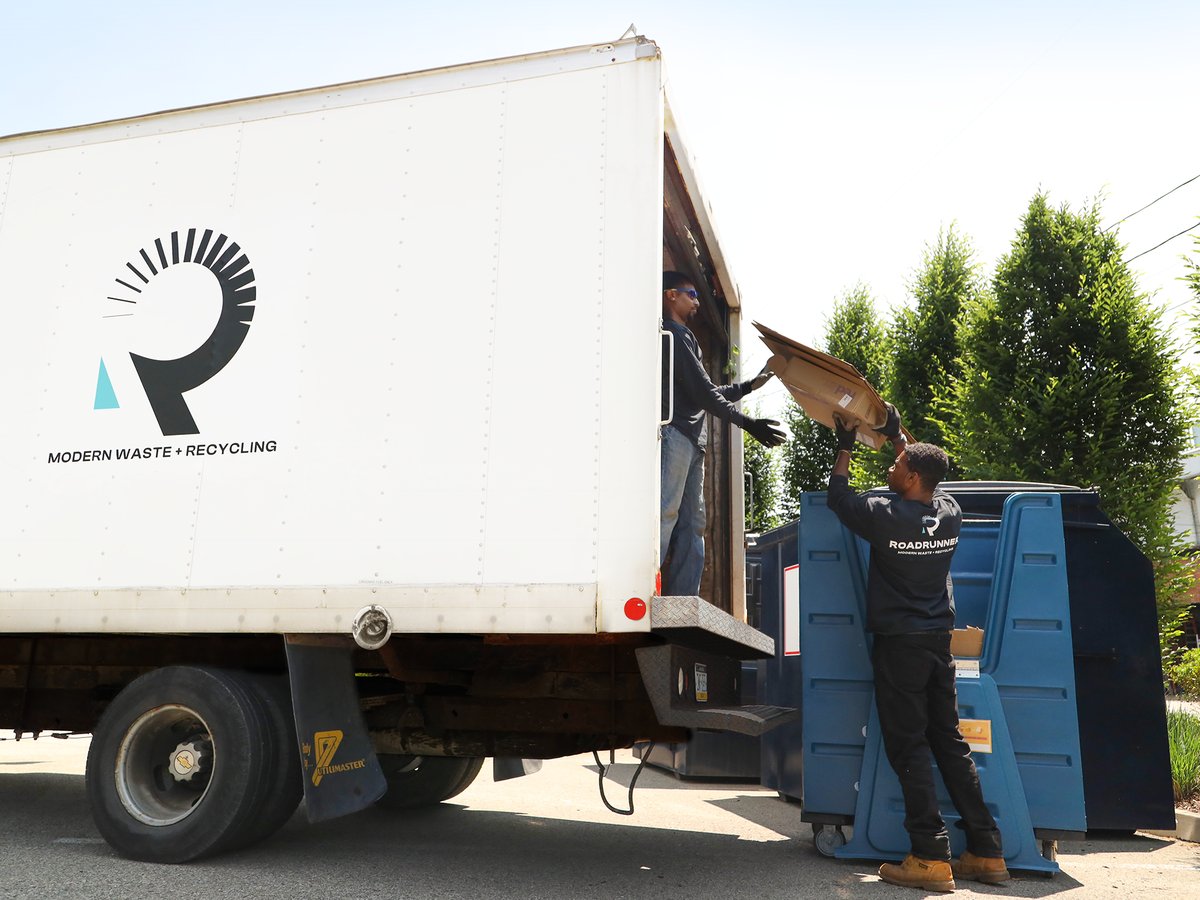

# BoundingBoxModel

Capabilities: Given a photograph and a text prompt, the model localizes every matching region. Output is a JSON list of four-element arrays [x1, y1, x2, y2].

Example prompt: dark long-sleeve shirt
[[662, 320, 752, 449], [827, 474, 961, 634]]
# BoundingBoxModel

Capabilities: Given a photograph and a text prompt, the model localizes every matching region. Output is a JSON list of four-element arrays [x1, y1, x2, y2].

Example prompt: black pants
[[872, 631, 1003, 861]]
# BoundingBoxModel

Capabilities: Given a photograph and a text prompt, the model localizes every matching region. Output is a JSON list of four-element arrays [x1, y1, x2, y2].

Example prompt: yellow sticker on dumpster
[[959, 719, 992, 754]]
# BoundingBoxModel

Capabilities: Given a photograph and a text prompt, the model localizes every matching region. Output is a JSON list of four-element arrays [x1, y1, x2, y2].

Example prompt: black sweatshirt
[[827, 474, 962, 634], [662, 320, 752, 449]]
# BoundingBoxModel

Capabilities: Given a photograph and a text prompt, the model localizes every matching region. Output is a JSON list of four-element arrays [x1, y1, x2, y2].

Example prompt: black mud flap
[[285, 638, 387, 823], [493, 757, 543, 782], [636, 644, 798, 736]]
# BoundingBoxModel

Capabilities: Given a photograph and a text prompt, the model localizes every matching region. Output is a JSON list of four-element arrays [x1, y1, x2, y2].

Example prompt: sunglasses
[[670, 288, 699, 299]]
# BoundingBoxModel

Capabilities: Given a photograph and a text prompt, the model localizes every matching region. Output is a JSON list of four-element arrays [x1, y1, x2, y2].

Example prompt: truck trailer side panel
[[0, 41, 663, 636]]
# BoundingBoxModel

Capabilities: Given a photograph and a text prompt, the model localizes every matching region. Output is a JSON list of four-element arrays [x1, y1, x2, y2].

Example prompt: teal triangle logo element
[[94, 358, 119, 410]]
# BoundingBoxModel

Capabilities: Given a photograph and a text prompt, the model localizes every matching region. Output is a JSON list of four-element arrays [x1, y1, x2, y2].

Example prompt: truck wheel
[[228, 673, 303, 848], [85, 666, 273, 862], [375, 754, 485, 808]]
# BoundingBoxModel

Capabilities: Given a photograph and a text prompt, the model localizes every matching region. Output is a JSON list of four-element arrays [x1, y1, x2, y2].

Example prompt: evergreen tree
[[946, 193, 1192, 603], [778, 285, 892, 507], [890, 225, 979, 456], [1168, 235, 1200, 642], [743, 404, 781, 532], [778, 401, 835, 519], [825, 283, 890, 390], [824, 284, 893, 488], [1187, 233, 1200, 304]]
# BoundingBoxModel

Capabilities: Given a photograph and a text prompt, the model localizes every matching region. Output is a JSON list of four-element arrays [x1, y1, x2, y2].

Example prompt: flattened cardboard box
[[950, 626, 984, 658], [754, 321, 913, 450]]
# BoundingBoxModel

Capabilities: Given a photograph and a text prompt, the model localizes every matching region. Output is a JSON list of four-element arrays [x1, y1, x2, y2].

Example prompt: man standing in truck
[[826, 408, 1009, 892], [660, 271, 785, 597]]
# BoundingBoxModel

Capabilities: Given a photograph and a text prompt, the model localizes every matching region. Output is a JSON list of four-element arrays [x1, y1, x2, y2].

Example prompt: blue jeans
[[660, 425, 705, 596]]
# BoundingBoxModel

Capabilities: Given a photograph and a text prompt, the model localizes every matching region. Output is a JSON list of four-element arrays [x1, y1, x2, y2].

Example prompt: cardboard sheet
[[753, 321, 912, 450]]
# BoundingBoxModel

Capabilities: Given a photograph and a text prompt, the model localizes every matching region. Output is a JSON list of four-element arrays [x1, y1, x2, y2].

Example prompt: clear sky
[[4, 1, 1197, 412]]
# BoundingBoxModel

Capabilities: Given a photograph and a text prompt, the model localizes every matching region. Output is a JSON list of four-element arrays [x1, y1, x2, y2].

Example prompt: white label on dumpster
[[784, 564, 800, 656], [956, 659, 980, 679]]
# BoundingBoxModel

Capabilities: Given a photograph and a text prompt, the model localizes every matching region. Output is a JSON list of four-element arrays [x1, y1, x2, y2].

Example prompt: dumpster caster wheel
[[813, 824, 847, 857]]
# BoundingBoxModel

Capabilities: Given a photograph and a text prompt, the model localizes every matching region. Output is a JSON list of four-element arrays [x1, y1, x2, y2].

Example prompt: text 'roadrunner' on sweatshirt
[[826, 474, 962, 634]]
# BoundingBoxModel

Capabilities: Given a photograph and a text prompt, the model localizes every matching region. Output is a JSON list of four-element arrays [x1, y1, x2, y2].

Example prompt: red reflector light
[[625, 597, 647, 621], [655, 572, 662, 596]]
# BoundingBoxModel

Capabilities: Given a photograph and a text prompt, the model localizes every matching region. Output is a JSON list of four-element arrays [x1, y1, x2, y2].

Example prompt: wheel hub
[[114, 704, 216, 827], [168, 738, 211, 782]]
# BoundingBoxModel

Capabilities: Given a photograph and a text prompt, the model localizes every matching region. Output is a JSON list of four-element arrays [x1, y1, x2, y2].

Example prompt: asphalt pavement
[[2, 732, 1198, 899]]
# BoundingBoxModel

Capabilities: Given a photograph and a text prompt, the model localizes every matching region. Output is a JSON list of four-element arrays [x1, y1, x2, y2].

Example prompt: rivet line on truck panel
[[475, 93, 507, 583]]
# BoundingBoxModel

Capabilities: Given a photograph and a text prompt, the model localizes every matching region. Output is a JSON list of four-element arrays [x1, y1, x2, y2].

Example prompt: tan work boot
[[952, 850, 1011, 884], [878, 855, 956, 892]]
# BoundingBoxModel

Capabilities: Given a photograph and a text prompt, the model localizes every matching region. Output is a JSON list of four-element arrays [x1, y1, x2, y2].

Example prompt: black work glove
[[745, 417, 786, 448], [748, 362, 774, 392], [833, 414, 858, 452], [872, 401, 902, 439]]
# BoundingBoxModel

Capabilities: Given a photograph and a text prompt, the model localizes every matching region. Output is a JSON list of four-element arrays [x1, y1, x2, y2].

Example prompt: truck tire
[[375, 754, 485, 809], [85, 666, 274, 863], [228, 673, 303, 848]]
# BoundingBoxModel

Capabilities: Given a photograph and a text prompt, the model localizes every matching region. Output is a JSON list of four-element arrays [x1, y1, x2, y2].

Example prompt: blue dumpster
[[752, 520, 803, 799], [954, 485, 1174, 832], [755, 482, 1173, 871]]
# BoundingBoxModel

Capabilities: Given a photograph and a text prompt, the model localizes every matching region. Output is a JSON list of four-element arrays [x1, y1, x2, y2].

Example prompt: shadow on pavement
[[583, 760, 766, 792], [706, 796, 1091, 897], [3, 770, 1192, 899], [1069, 831, 1177, 855]]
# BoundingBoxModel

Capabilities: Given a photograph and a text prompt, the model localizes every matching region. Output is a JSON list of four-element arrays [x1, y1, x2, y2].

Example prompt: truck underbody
[[1, 630, 760, 755]]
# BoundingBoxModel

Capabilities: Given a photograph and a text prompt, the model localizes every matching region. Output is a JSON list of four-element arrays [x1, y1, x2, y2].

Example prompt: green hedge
[[1168, 710, 1200, 803], [1165, 647, 1200, 699]]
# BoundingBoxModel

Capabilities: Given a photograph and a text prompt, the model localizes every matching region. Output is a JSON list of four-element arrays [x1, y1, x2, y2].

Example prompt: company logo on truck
[[97, 228, 256, 436], [303, 729, 367, 787]]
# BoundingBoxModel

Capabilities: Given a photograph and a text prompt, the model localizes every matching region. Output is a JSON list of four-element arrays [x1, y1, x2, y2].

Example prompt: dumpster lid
[[860, 480, 1088, 496], [940, 481, 1087, 493]]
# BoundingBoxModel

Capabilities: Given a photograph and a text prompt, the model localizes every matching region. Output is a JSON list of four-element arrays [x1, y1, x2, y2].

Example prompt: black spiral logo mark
[[107, 229, 256, 435]]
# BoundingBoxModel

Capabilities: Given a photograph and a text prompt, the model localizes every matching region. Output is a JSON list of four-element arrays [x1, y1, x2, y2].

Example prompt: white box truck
[[0, 35, 792, 862]]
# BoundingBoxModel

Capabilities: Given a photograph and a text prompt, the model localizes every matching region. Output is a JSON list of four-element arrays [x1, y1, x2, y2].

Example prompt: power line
[[1105, 172, 1200, 233], [1163, 296, 1192, 315], [1162, 274, 1200, 316], [1126, 219, 1200, 264]]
